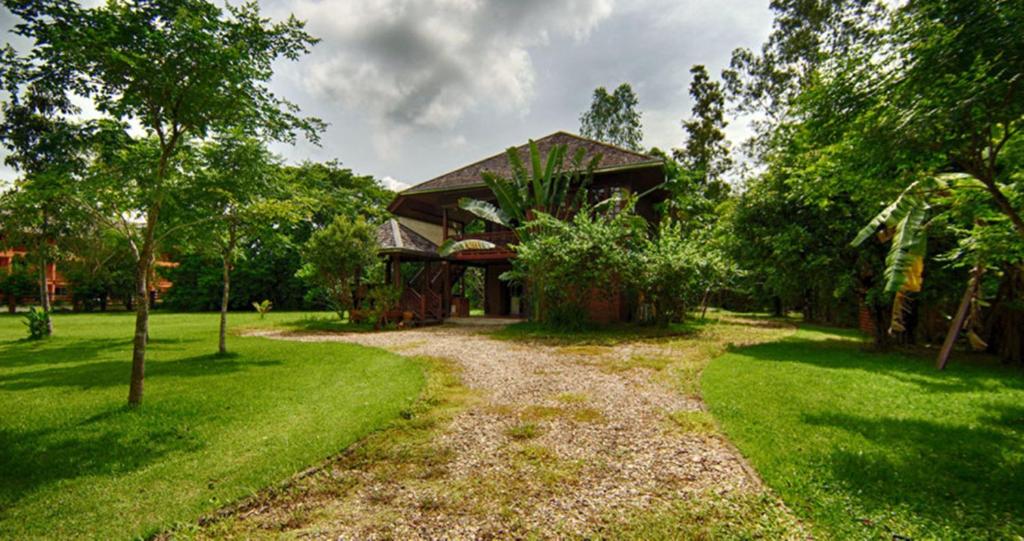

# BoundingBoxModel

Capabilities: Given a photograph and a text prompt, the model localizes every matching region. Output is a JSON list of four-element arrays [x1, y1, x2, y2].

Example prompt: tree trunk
[[218, 230, 236, 355], [936, 265, 984, 370], [771, 296, 783, 317], [128, 255, 150, 406], [37, 247, 53, 334], [699, 287, 711, 320], [128, 208, 160, 407]]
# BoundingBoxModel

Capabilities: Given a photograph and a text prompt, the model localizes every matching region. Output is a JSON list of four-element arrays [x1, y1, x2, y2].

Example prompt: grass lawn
[[490, 320, 699, 346], [703, 325, 1024, 539], [0, 311, 424, 540]]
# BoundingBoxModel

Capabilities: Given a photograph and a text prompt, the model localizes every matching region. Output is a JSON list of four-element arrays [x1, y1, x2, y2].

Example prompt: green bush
[[510, 208, 645, 329], [23, 306, 51, 340], [298, 216, 378, 319], [361, 284, 401, 329]]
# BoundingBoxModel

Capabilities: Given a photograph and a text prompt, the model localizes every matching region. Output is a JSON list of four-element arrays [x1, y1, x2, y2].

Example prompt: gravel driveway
[[229, 321, 802, 539]]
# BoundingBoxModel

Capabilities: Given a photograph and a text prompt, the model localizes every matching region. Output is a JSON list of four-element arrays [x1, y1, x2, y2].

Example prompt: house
[[376, 131, 667, 324]]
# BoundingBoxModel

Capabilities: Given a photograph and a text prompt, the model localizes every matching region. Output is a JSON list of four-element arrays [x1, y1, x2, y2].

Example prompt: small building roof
[[376, 219, 439, 259], [401, 131, 662, 195]]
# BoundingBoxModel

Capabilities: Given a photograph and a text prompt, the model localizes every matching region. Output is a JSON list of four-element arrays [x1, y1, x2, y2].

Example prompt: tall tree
[[3, 0, 322, 406], [675, 65, 733, 202], [579, 83, 644, 151]]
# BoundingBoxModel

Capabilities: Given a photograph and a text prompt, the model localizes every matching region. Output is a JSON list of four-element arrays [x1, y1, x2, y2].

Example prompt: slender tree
[[675, 65, 733, 202], [3, 0, 322, 406], [189, 134, 298, 355], [579, 83, 644, 151]]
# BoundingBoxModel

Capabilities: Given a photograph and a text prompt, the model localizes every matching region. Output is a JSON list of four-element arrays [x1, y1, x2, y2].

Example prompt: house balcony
[[447, 230, 516, 261]]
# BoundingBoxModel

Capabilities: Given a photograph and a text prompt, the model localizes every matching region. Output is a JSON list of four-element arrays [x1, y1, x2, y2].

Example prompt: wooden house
[[376, 131, 667, 324]]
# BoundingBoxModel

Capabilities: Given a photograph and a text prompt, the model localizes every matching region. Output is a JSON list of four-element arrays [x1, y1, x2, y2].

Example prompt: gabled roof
[[401, 131, 662, 195], [376, 219, 439, 258]]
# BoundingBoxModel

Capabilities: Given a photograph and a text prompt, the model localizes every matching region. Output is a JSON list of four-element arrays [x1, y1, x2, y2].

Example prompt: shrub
[[23, 307, 51, 340], [510, 208, 645, 329], [298, 216, 378, 319], [360, 284, 401, 329], [252, 299, 272, 319]]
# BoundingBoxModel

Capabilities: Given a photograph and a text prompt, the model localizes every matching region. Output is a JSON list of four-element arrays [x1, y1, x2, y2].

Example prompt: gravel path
[[230, 322, 797, 539]]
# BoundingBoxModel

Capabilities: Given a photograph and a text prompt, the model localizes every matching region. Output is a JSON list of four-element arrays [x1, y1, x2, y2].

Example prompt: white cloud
[[288, 0, 614, 157], [381, 175, 411, 192]]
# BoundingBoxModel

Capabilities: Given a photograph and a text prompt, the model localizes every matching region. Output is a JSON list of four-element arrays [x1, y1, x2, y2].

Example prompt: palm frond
[[458, 198, 512, 227], [438, 238, 497, 257], [882, 197, 928, 294], [481, 173, 524, 225]]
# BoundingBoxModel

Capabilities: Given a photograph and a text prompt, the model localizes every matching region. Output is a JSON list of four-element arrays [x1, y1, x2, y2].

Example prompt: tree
[[722, 0, 1024, 361], [3, 0, 322, 405], [675, 65, 732, 203], [0, 45, 92, 332], [281, 161, 393, 230], [0, 184, 84, 332], [298, 217, 378, 320], [59, 225, 136, 311], [579, 83, 644, 151], [634, 220, 702, 326], [189, 134, 293, 355]]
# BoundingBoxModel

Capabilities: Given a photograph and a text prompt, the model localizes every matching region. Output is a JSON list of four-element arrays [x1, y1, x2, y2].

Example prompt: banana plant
[[438, 140, 601, 256], [851, 172, 988, 342]]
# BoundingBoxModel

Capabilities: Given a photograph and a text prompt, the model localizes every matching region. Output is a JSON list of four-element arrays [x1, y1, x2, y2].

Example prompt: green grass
[[490, 319, 700, 346], [703, 325, 1024, 539], [0, 311, 424, 540]]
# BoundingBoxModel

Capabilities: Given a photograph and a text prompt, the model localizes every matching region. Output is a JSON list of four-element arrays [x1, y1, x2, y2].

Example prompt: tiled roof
[[376, 219, 438, 257], [402, 131, 662, 194]]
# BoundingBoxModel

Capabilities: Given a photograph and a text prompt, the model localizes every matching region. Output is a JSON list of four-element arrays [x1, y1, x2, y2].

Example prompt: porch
[[376, 219, 526, 326]]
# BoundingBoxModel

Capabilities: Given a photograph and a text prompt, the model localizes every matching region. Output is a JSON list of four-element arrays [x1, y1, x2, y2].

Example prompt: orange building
[[0, 247, 174, 310], [0, 246, 71, 305]]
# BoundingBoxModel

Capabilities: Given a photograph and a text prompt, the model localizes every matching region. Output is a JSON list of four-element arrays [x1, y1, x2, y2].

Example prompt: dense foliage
[[298, 216, 378, 320], [511, 209, 645, 328], [719, 0, 1024, 359]]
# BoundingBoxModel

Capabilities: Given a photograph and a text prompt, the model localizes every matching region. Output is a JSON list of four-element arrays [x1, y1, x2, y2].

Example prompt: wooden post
[[442, 208, 449, 241], [442, 262, 451, 318], [936, 264, 983, 370], [393, 255, 402, 288]]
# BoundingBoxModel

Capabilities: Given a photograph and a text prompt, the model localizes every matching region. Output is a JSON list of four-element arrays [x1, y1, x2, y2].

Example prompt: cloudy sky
[[0, 0, 773, 190]]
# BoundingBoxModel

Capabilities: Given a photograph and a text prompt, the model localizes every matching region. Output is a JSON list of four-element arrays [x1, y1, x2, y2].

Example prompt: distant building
[[0, 246, 174, 310]]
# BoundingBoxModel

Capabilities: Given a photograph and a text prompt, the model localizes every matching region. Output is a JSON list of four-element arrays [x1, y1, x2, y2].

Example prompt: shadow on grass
[[719, 332, 1024, 536], [0, 338, 130, 368], [732, 335, 1024, 394], [801, 407, 1024, 534], [0, 406, 206, 509], [0, 347, 282, 391], [0, 334, 204, 368]]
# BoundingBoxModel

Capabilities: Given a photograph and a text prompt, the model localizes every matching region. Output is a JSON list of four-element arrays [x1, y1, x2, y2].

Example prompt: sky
[[0, 0, 774, 191]]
